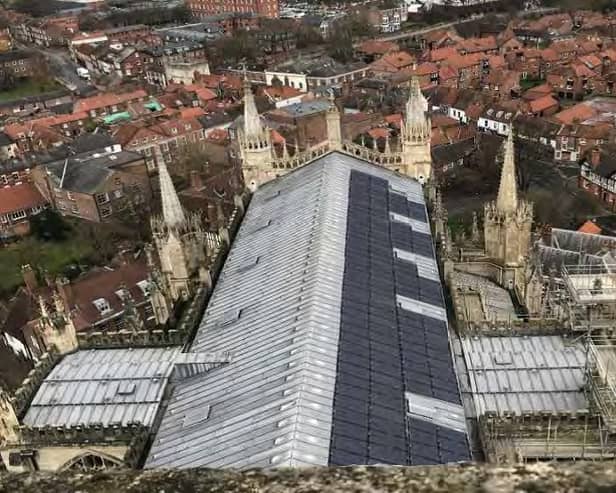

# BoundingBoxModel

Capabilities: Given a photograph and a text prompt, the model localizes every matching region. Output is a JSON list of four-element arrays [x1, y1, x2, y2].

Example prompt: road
[[18, 43, 93, 94], [356, 7, 559, 46]]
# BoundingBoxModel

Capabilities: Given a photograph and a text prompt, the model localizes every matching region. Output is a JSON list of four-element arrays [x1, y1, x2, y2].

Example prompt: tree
[[327, 25, 354, 63], [12, 0, 62, 17], [30, 210, 70, 242], [295, 25, 323, 50], [215, 31, 257, 65]]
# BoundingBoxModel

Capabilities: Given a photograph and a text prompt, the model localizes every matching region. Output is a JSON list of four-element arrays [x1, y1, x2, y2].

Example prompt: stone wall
[[3, 463, 616, 492]]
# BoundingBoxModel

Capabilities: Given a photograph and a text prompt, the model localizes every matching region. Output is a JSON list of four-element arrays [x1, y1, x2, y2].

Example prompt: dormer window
[[115, 288, 130, 301], [137, 280, 151, 297], [93, 298, 113, 316]]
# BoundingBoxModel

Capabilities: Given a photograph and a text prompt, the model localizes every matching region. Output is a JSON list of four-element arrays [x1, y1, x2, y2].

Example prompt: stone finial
[[471, 212, 480, 243]]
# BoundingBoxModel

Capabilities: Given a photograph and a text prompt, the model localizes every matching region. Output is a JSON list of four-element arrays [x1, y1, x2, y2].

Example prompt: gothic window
[[60, 452, 123, 472]]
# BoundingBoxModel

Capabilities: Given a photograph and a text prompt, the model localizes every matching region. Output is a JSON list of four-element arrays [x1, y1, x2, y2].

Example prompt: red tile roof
[[74, 89, 148, 113], [384, 113, 402, 127], [554, 103, 595, 124], [270, 129, 285, 144], [68, 260, 149, 331], [444, 53, 483, 70], [0, 183, 46, 216], [529, 94, 559, 114], [179, 107, 206, 119], [367, 127, 390, 140], [427, 46, 459, 63], [522, 82, 554, 100], [263, 85, 302, 100], [578, 220, 602, 235]]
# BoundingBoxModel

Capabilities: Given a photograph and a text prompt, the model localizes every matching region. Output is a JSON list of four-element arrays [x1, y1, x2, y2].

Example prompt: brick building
[[73, 90, 148, 117], [33, 146, 152, 223], [187, 0, 279, 20], [112, 117, 206, 171], [580, 146, 616, 210], [0, 50, 39, 79], [0, 183, 47, 238]]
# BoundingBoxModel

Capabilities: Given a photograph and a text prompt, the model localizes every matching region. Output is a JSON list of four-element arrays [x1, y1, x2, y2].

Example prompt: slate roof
[[45, 149, 143, 194], [146, 151, 469, 469], [23, 347, 180, 428]]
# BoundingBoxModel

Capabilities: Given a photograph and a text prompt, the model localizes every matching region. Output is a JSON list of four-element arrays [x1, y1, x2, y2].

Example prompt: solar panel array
[[330, 169, 469, 466]]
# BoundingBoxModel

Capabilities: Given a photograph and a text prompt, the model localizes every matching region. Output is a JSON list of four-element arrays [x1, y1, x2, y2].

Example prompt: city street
[[18, 43, 92, 93]]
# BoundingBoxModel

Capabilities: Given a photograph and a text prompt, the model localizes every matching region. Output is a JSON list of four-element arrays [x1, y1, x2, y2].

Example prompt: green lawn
[[0, 78, 63, 103], [0, 237, 94, 295]]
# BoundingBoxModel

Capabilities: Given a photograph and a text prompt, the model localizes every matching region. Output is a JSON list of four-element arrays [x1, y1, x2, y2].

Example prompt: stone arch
[[60, 451, 124, 472]]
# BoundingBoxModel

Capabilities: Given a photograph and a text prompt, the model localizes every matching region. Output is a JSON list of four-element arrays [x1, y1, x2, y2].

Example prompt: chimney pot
[[190, 170, 204, 190], [21, 264, 38, 293], [55, 277, 73, 310], [590, 148, 601, 168]]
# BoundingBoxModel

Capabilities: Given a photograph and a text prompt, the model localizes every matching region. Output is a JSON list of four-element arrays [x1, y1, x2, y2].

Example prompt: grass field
[[0, 237, 94, 296], [0, 78, 63, 103]]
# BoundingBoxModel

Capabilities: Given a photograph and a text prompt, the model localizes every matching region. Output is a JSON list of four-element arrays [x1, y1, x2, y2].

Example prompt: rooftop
[[23, 347, 179, 428], [45, 148, 143, 194], [0, 183, 46, 216], [147, 152, 469, 469], [455, 335, 587, 417]]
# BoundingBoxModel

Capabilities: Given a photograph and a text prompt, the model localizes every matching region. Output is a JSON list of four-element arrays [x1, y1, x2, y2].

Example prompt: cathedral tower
[[400, 77, 432, 183], [151, 160, 209, 302], [483, 131, 533, 270], [238, 77, 273, 190]]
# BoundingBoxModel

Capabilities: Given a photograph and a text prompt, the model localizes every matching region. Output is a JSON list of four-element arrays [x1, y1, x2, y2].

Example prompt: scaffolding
[[476, 337, 616, 463], [542, 263, 616, 333], [586, 338, 616, 433], [479, 411, 616, 463]]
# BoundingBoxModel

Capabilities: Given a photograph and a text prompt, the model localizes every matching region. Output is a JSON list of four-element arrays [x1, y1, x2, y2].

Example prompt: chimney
[[55, 277, 73, 310], [590, 147, 601, 168], [190, 170, 204, 190], [21, 264, 38, 293]]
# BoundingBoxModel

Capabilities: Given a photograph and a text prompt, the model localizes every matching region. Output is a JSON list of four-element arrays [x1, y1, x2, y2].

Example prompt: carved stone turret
[[400, 76, 432, 183], [483, 130, 533, 269], [238, 77, 273, 189], [0, 391, 19, 445], [151, 160, 211, 302], [36, 287, 77, 355]]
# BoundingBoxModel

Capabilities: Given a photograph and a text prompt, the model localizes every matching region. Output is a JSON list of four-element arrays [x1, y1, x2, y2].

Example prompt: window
[[96, 192, 109, 204], [100, 205, 112, 218], [115, 288, 130, 301], [137, 280, 151, 297], [9, 210, 26, 221], [93, 298, 113, 315]]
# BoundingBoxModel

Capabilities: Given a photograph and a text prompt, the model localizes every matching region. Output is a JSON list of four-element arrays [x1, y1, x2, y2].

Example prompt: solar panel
[[330, 169, 469, 467]]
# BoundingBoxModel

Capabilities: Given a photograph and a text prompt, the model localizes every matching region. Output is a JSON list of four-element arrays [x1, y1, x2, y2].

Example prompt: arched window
[[60, 452, 123, 472]]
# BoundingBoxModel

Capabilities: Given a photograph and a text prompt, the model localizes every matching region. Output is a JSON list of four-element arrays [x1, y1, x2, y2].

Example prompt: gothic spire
[[405, 76, 429, 127], [242, 77, 263, 139], [159, 159, 186, 229], [496, 130, 518, 214]]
